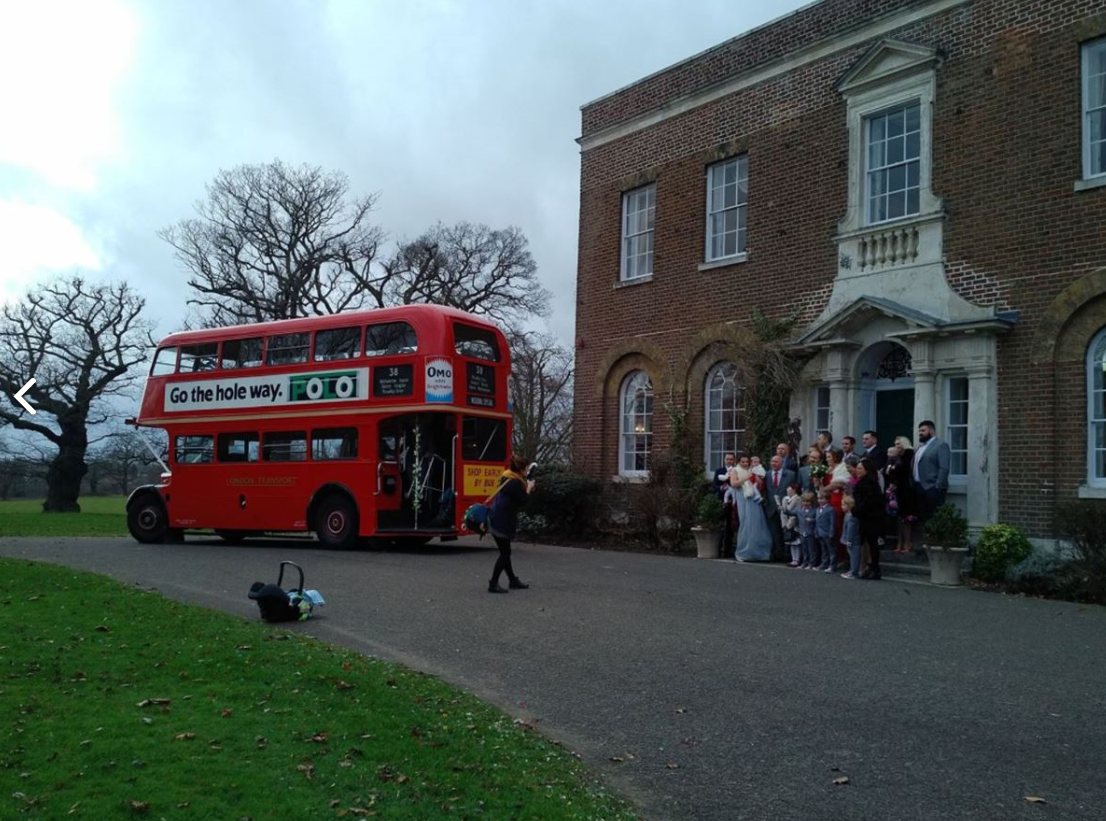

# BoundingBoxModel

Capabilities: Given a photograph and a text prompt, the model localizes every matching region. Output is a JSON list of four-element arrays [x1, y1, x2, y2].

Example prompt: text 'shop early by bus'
[[126, 305, 512, 549]]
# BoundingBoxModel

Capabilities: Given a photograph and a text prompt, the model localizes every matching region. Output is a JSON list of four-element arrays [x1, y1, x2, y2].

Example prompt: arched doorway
[[856, 342, 914, 449]]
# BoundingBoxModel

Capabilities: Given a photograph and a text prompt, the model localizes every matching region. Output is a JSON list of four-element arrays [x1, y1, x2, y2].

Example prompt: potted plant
[[692, 492, 725, 559], [922, 502, 970, 585]]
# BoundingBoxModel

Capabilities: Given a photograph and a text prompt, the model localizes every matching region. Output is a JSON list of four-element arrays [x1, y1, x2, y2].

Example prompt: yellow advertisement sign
[[463, 464, 503, 497]]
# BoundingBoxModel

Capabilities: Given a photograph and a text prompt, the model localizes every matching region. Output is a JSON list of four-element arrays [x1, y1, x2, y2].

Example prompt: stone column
[[911, 340, 936, 428], [829, 380, 850, 444], [967, 365, 999, 529]]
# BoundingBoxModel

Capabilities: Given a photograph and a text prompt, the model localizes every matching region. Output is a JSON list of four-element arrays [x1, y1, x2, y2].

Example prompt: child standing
[[798, 491, 817, 569], [815, 489, 837, 573], [840, 495, 861, 579], [781, 484, 803, 567]]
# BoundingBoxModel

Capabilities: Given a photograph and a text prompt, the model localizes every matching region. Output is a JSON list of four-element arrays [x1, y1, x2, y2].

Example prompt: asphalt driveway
[[2, 536, 1104, 821]]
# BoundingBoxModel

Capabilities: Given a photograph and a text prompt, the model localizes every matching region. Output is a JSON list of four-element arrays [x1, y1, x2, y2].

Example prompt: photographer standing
[[487, 455, 534, 594]]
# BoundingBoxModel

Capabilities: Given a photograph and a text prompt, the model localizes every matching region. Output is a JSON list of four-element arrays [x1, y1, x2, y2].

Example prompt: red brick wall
[[574, 0, 1106, 537]]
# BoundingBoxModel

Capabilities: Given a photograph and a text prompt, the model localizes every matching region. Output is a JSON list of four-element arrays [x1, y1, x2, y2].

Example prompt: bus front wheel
[[128, 495, 168, 544], [315, 494, 359, 550]]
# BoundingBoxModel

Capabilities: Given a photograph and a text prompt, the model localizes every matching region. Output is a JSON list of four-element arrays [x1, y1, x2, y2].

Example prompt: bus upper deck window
[[174, 435, 214, 464], [266, 333, 310, 366], [221, 337, 263, 369], [454, 324, 500, 362], [180, 342, 219, 373], [315, 327, 360, 361], [150, 347, 178, 376], [365, 322, 417, 357]]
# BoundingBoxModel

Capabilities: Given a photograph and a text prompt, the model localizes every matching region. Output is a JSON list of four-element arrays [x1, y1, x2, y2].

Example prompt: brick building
[[572, 0, 1106, 539]]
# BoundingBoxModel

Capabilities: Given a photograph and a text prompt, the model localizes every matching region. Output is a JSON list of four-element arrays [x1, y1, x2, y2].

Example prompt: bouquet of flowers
[[810, 462, 829, 482]]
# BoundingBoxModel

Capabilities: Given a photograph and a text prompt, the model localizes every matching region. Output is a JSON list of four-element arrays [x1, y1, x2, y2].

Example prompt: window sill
[[613, 275, 653, 290], [612, 474, 649, 483], [1077, 484, 1106, 499], [698, 254, 748, 272], [1074, 176, 1106, 192]]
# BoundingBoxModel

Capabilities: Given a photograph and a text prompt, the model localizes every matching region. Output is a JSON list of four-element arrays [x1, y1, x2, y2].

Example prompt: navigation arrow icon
[[14, 378, 36, 415]]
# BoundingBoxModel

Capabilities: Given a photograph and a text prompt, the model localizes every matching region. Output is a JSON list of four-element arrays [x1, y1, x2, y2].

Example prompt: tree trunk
[[43, 423, 88, 513]]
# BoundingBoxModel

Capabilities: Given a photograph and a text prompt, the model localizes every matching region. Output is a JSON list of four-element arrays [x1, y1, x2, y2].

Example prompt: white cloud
[[0, 200, 103, 301], [0, 0, 137, 190]]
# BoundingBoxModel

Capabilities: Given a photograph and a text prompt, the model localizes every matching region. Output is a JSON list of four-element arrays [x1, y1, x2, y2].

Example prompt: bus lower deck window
[[175, 435, 214, 464], [262, 431, 307, 461], [218, 432, 259, 462], [462, 417, 506, 461], [221, 337, 263, 369], [312, 428, 358, 460]]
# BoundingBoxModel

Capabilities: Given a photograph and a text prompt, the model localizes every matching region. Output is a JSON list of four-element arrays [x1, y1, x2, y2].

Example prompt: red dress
[[823, 471, 847, 562]]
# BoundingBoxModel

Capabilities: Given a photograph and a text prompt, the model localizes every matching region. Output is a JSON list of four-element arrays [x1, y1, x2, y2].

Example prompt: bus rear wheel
[[315, 494, 359, 550], [128, 495, 168, 544]]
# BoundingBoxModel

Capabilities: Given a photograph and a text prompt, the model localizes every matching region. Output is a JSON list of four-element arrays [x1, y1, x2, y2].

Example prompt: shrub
[[695, 491, 725, 529], [972, 523, 1032, 583], [516, 512, 550, 536], [1006, 546, 1064, 598], [922, 502, 968, 549], [526, 466, 602, 538], [1056, 501, 1106, 604]]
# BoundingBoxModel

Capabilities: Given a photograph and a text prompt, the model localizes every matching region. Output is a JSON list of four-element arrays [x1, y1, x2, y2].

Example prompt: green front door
[[876, 389, 915, 451]]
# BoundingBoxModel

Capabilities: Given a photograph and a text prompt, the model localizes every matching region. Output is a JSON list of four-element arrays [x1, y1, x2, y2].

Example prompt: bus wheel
[[128, 495, 168, 544], [215, 529, 248, 544], [315, 494, 359, 550]]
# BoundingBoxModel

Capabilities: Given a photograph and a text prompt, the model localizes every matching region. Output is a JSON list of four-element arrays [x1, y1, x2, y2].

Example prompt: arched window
[[620, 371, 653, 476], [1089, 328, 1106, 486], [704, 363, 745, 470]]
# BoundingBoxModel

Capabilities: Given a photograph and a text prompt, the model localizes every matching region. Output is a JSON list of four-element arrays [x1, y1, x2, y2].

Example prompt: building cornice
[[577, 0, 972, 153]]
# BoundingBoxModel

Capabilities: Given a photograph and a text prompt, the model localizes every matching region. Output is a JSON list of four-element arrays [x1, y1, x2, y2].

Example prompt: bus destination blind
[[373, 364, 414, 397]]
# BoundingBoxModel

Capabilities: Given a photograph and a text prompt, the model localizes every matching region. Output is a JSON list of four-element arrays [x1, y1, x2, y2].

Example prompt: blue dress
[[735, 486, 772, 562]]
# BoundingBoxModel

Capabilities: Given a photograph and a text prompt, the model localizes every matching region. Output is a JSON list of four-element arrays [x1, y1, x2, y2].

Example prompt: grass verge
[[0, 496, 129, 538], [1, 558, 637, 820]]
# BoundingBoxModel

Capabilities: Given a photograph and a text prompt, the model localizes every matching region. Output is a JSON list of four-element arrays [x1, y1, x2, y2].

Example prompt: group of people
[[711, 421, 952, 580]]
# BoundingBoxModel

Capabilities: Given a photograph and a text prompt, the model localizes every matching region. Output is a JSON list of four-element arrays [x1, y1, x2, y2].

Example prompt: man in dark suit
[[711, 452, 737, 558], [861, 430, 886, 473], [913, 420, 950, 523], [774, 442, 798, 474], [765, 455, 796, 562]]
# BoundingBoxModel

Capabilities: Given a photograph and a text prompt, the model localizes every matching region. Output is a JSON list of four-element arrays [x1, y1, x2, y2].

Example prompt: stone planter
[[924, 545, 970, 586], [692, 526, 721, 559]]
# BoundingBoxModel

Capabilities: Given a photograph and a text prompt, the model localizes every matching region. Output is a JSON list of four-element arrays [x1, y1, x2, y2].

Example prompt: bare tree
[[509, 331, 573, 464], [385, 223, 550, 328], [89, 429, 159, 495], [0, 276, 154, 512], [159, 160, 385, 326]]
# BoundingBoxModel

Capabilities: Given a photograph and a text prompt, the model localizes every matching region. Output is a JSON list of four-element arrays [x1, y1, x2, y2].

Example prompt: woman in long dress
[[731, 465, 772, 562]]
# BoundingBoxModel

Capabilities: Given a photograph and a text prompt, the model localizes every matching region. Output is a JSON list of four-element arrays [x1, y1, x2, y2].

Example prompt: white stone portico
[[785, 36, 1017, 533]]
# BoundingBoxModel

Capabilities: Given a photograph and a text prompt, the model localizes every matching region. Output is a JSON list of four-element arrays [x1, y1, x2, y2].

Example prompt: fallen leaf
[[68, 802, 80, 814], [675, 708, 687, 714], [141, 718, 153, 725], [176, 802, 189, 809], [329, 800, 341, 809], [94, 625, 110, 633], [297, 761, 314, 781], [308, 732, 328, 743], [336, 680, 355, 691], [666, 763, 680, 770], [1025, 796, 1047, 804], [128, 800, 150, 813], [173, 732, 196, 741], [341, 661, 353, 671], [235, 644, 252, 650], [609, 756, 625, 763], [833, 776, 850, 786], [136, 698, 170, 708], [221, 709, 233, 718], [255, 736, 268, 748]]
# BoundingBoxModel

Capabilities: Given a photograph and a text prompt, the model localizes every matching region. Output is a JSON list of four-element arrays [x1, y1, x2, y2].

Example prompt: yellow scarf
[[485, 469, 528, 504]]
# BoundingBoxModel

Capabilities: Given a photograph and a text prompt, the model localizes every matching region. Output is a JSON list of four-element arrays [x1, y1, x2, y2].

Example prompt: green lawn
[[1, 559, 637, 820], [0, 496, 129, 537]]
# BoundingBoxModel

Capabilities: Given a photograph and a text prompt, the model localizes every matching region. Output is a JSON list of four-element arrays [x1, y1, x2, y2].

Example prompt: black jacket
[[853, 474, 885, 528], [489, 477, 528, 539]]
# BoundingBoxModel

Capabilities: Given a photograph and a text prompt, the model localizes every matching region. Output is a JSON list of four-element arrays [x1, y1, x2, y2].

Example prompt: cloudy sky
[[0, 0, 808, 346]]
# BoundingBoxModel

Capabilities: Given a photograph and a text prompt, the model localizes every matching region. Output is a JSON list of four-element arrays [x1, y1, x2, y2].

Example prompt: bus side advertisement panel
[[163, 368, 370, 412]]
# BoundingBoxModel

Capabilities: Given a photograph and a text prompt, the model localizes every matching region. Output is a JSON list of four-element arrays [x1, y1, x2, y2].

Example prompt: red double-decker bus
[[126, 305, 511, 549]]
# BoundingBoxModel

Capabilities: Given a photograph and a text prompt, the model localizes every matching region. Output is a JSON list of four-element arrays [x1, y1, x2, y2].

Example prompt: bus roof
[[156, 304, 501, 347]]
